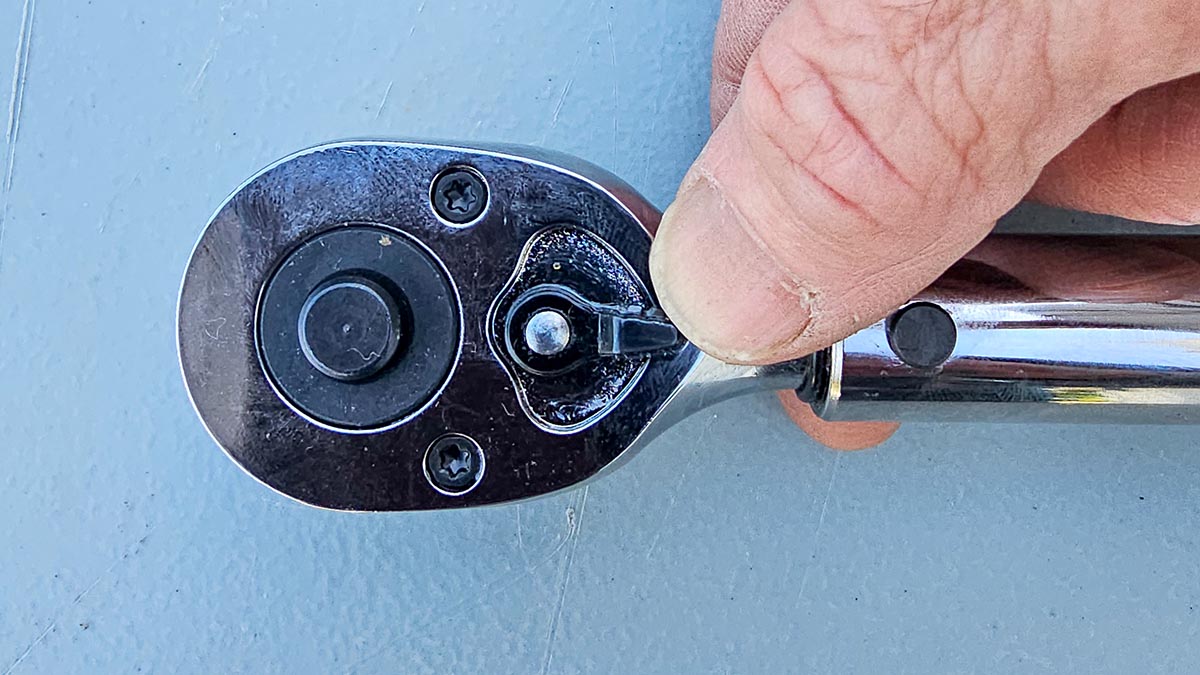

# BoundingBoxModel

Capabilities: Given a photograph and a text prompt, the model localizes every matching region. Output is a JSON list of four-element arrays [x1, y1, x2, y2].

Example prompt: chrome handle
[[792, 236, 1200, 424]]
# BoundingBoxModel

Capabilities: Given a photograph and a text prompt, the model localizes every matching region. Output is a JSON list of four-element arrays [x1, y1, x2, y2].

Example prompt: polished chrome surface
[[801, 267, 1200, 423], [621, 353, 810, 460], [524, 309, 571, 356]]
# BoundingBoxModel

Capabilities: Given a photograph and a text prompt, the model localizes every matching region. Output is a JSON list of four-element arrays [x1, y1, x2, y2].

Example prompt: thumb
[[650, 0, 1200, 364]]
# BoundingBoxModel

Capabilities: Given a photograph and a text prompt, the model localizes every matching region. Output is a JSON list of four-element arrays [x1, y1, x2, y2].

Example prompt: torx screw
[[431, 168, 488, 224], [424, 434, 485, 496]]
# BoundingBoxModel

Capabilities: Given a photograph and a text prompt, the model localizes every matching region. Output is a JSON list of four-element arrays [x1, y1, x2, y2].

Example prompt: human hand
[[649, 0, 1200, 449]]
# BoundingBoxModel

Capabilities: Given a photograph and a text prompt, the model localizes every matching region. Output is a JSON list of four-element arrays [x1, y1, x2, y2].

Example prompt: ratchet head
[[178, 141, 701, 511]]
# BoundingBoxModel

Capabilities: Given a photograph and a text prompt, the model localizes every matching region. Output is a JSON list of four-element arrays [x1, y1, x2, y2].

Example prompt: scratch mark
[[539, 17, 600, 146], [606, 20, 617, 69], [346, 500, 578, 673], [407, 1, 426, 37], [3, 529, 150, 675], [5, 0, 33, 185], [646, 411, 717, 558], [796, 454, 841, 605], [550, 79, 573, 129], [1, 0, 35, 270], [516, 504, 528, 562], [540, 487, 589, 675], [98, 172, 141, 233], [347, 347, 380, 362], [204, 317, 227, 340], [640, 90, 661, 189], [2, 623, 52, 675], [188, 5, 233, 95], [607, 19, 618, 159], [188, 50, 214, 94], [645, 464, 688, 560], [374, 81, 393, 120]]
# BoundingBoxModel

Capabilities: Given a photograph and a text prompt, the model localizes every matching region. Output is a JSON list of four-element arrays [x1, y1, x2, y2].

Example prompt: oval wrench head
[[178, 141, 705, 511]]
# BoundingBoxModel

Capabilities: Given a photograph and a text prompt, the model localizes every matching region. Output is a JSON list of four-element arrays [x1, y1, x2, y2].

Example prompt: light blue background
[[2, 1, 1198, 673]]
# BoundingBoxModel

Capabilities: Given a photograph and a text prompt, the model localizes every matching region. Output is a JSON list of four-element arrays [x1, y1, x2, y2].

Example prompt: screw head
[[431, 168, 488, 224], [424, 434, 485, 496]]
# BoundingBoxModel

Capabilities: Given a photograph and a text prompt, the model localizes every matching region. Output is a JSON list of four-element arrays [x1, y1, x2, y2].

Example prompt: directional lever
[[505, 285, 681, 376], [597, 312, 679, 356]]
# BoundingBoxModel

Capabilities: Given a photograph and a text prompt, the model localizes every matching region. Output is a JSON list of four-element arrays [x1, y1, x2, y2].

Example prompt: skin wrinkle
[[745, 38, 929, 224], [892, 0, 984, 83], [711, 0, 792, 125], [740, 86, 890, 239], [1149, 110, 1173, 165], [680, 149, 842, 358], [952, 51, 989, 187], [1122, 107, 1159, 217], [1115, 98, 1171, 217], [1022, 3, 1065, 171], [725, 100, 826, 249], [954, 6, 1049, 180], [734, 38, 986, 265], [1034, 76, 1200, 223], [890, 16, 989, 193], [711, 80, 742, 126], [853, 2, 999, 196], [848, 230, 985, 318], [923, 28, 988, 191], [919, 0, 972, 38], [867, 0, 947, 58], [1030, 24, 1058, 155], [1130, 101, 1155, 168], [795, 52, 920, 192]]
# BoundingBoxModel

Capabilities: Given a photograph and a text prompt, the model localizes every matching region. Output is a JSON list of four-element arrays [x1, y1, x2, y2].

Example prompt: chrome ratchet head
[[178, 141, 702, 511]]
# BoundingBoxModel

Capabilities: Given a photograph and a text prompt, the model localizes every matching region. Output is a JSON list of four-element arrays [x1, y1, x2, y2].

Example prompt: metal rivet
[[524, 309, 572, 356]]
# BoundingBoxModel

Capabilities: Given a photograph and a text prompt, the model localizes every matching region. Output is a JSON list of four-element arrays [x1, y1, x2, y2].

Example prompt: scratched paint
[[0, 0, 33, 280], [3, 1, 1200, 673]]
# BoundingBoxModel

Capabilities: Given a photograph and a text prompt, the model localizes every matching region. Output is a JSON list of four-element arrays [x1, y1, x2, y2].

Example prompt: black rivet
[[886, 302, 957, 369]]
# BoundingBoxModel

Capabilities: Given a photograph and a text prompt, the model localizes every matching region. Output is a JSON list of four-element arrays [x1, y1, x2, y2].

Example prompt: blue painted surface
[[1, 1, 1198, 672]]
